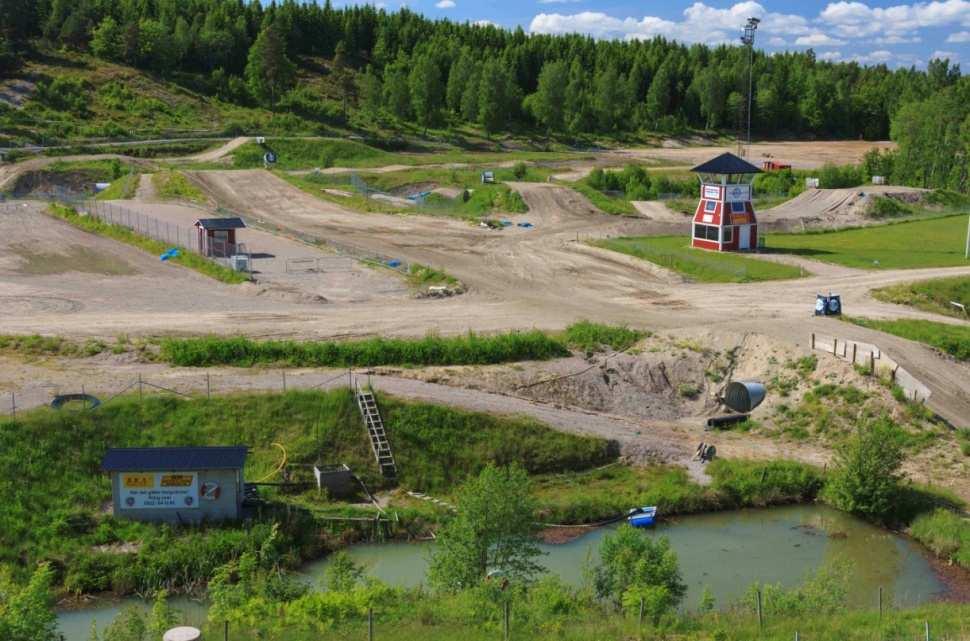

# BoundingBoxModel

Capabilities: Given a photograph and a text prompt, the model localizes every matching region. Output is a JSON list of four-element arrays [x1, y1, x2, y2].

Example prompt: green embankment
[[46, 204, 248, 285], [151, 171, 206, 204], [94, 172, 140, 200], [872, 276, 970, 318], [766, 214, 970, 269], [845, 317, 970, 361], [0, 389, 614, 595], [593, 236, 806, 283]]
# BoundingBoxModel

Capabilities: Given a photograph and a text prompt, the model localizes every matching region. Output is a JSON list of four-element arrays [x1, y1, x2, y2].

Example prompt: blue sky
[[338, 0, 969, 68]]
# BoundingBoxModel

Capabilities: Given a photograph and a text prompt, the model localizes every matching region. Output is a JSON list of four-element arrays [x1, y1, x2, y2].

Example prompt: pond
[[56, 504, 950, 641]]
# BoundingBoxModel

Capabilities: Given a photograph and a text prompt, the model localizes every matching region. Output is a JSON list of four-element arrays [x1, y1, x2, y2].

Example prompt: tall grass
[[562, 321, 648, 352], [872, 276, 970, 318], [846, 317, 970, 361], [152, 171, 206, 204], [909, 508, 970, 569], [159, 331, 570, 367], [46, 204, 249, 285]]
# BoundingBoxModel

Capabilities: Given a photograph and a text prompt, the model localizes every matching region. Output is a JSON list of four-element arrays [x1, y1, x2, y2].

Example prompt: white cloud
[[538, 0, 582, 4], [768, 36, 787, 45], [820, 0, 970, 39], [473, 19, 498, 26], [435, 0, 455, 7], [818, 50, 844, 60], [529, 2, 814, 45], [873, 34, 922, 43], [931, 49, 960, 60], [795, 32, 847, 45], [947, 29, 970, 41]]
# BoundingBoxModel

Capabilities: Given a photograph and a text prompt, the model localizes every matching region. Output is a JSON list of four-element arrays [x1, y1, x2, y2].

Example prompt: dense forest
[[0, 0, 968, 190]]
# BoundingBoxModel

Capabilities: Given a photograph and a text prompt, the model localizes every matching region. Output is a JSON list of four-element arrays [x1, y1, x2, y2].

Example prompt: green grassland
[[845, 317, 970, 361], [766, 214, 970, 269], [872, 276, 970, 318], [568, 180, 637, 215], [594, 236, 806, 282], [47, 204, 248, 284], [95, 172, 140, 200], [151, 171, 206, 203]]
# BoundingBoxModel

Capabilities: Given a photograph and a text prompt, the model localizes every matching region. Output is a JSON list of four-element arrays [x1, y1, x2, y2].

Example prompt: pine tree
[[460, 63, 481, 123], [478, 58, 510, 137], [91, 16, 123, 62], [526, 59, 568, 133], [446, 48, 474, 115], [245, 21, 296, 106], [382, 53, 412, 120], [645, 59, 674, 125], [358, 65, 383, 116]]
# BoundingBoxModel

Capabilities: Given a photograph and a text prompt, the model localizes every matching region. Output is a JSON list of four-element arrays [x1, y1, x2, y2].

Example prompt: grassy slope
[[95, 172, 140, 200], [568, 181, 637, 215], [594, 236, 806, 282], [767, 215, 970, 269], [47, 203, 248, 284], [0, 389, 614, 593], [845, 317, 970, 361], [152, 171, 206, 203], [872, 276, 970, 318]]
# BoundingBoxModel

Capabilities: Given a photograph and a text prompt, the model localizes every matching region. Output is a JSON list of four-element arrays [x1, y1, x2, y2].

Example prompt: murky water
[[56, 504, 948, 640]]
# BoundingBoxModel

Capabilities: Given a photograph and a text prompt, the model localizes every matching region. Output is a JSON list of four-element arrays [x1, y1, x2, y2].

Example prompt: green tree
[[0, 564, 59, 641], [824, 419, 904, 522], [383, 53, 412, 120], [460, 63, 481, 122], [478, 58, 511, 137], [526, 59, 568, 133], [358, 65, 383, 116], [446, 48, 475, 114], [138, 19, 175, 73], [90, 16, 123, 62], [645, 60, 674, 125], [409, 52, 444, 130], [245, 22, 296, 106], [324, 551, 364, 591], [594, 524, 685, 614], [428, 464, 542, 590], [146, 590, 178, 640]]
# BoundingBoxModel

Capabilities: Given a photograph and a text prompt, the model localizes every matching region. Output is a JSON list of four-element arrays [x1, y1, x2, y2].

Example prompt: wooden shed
[[194, 217, 246, 257]]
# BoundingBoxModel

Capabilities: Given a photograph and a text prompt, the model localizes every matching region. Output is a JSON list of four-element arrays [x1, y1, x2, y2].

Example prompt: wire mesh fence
[[0, 369, 364, 419]]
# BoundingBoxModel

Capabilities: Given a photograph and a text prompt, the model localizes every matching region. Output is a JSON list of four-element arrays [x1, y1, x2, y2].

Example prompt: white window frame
[[722, 226, 734, 244], [704, 200, 717, 213]]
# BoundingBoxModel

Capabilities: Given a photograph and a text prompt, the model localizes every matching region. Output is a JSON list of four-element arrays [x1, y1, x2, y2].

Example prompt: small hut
[[689, 153, 761, 252], [194, 217, 246, 257]]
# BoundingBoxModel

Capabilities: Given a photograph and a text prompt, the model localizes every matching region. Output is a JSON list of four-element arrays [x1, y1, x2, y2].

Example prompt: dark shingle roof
[[102, 446, 248, 472], [194, 217, 246, 230], [690, 152, 762, 175]]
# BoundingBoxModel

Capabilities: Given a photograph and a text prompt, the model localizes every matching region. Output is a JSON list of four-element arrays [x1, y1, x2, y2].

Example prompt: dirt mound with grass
[[8, 170, 102, 199], [760, 186, 927, 230]]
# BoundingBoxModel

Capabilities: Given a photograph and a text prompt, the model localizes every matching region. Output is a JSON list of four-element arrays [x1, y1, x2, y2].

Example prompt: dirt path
[[179, 136, 251, 163]]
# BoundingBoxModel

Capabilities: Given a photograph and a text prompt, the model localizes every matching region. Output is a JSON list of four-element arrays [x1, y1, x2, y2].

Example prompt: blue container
[[627, 506, 657, 528]]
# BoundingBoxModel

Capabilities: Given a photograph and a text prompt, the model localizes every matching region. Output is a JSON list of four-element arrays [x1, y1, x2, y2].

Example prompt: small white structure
[[481, 171, 495, 184], [872, 175, 886, 185], [163, 626, 202, 641], [805, 177, 820, 189]]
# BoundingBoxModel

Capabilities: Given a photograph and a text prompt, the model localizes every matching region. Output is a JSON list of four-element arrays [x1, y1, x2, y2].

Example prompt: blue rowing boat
[[627, 506, 657, 528]]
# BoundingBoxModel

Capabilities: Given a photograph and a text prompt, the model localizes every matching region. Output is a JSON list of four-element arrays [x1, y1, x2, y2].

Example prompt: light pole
[[740, 17, 760, 159]]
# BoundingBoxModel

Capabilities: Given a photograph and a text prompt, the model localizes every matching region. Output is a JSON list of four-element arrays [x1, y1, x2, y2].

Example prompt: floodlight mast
[[739, 17, 760, 158]]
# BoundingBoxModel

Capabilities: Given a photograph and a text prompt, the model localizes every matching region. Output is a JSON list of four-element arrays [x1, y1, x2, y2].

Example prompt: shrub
[[562, 321, 647, 352], [823, 419, 904, 523], [512, 161, 527, 179], [816, 163, 863, 189]]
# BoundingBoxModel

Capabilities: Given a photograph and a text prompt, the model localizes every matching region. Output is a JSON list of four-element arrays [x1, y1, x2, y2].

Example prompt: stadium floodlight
[[740, 17, 760, 157]]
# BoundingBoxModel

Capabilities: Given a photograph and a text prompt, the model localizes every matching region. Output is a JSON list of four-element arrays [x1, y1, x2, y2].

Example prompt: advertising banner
[[702, 185, 721, 200], [120, 472, 199, 509]]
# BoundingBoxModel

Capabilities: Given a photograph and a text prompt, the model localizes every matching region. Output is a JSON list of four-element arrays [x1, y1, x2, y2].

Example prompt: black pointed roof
[[103, 446, 248, 472], [690, 152, 762, 174]]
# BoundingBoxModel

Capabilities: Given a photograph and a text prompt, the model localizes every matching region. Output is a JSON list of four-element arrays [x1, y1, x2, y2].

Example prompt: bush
[[816, 163, 864, 189], [823, 419, 904, 523], [867, 196, 910, 218], [512, 161, 527, 179], [35, 76, 89, 115], [562, 321, 647, 352]]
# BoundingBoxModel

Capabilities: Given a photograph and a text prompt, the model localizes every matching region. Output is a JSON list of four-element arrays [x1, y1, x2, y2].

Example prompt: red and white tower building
[[689, 152, 761, 252]]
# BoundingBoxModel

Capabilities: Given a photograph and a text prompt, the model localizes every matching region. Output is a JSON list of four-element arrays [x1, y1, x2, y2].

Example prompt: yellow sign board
[[122, 474, 153, 489]]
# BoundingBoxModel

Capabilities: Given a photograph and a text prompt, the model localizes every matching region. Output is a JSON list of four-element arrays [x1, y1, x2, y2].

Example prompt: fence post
[[756, 589, 763, 632], [638, 596, 644, 628], [9, 391, 15, 422], [794, 632, 799, 641], [810, 333, 815, 349], [224, 620, 228, 641], [878, 586, 882, 620], [282, 370, 287, 392], [925, 620, 930, 641], [852, 343, 857, 365], [870, 351, 876, 377], [138, 374, 143, 400], [368, 607, 374, 641], [206, 374, 211, 400], [504, 600, 510, 641]]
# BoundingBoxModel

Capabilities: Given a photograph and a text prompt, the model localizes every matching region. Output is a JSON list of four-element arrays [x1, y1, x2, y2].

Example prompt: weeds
[[562, 321, 648, 353]]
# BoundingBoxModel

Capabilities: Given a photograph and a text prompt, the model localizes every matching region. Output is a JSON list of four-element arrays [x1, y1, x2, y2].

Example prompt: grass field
[[151, 171, 207, 204], [594, 236, 806, 282], [568, 181, 637, 215], [766, 214, 970, 269], [94, 172, 140, 200], [872, 276, 970, 318], [845, 317, 970, 361]]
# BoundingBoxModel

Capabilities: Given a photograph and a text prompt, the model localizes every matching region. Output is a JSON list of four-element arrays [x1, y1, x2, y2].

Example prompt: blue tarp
[[517, 222, 534, 229], [500, 220, 512, 226], [386, 259, 402, 268], [160, 248, 180, 261]]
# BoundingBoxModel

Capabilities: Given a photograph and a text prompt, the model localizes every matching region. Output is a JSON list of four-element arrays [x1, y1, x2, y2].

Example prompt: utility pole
[[965, 214, 969, 259], [740, 17, 760, 159]]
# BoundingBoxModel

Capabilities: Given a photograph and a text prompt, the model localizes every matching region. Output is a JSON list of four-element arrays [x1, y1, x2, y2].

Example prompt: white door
[[739, 225, 751, 250]]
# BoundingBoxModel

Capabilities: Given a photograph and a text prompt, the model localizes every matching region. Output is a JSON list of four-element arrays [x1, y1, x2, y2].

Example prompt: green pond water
[[57, 504, 949, 640]]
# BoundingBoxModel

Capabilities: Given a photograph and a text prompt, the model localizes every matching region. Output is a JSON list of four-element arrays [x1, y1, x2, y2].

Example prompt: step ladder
[[356, 386, 397, 480]]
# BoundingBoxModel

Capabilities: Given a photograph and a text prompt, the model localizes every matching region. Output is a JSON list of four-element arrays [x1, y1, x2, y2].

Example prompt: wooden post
[[852, 343, 857, 365], [138, 373, 143, 400], [638, 596, 644, 628], [925, 620, 930, 641], [832, 338, 837, 356], [9, 391, 15, 422], [811, 333, 815, 349], [368, 607, 374, 641], [206, 374, 211, 399], [757, 589, 763, 632], [282, 370, 287, 392], [870, 351, 876, 377], [224, 620, 229, 641], [504, 600, 511, 641], [878, 586, 882, 620]]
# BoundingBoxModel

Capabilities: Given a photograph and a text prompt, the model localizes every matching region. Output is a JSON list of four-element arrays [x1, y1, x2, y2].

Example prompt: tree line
[[1, 0, 964, 141]]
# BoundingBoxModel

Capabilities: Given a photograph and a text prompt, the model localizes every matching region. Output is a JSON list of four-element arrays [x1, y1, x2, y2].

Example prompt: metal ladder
[[356, 386, 397, 480]]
